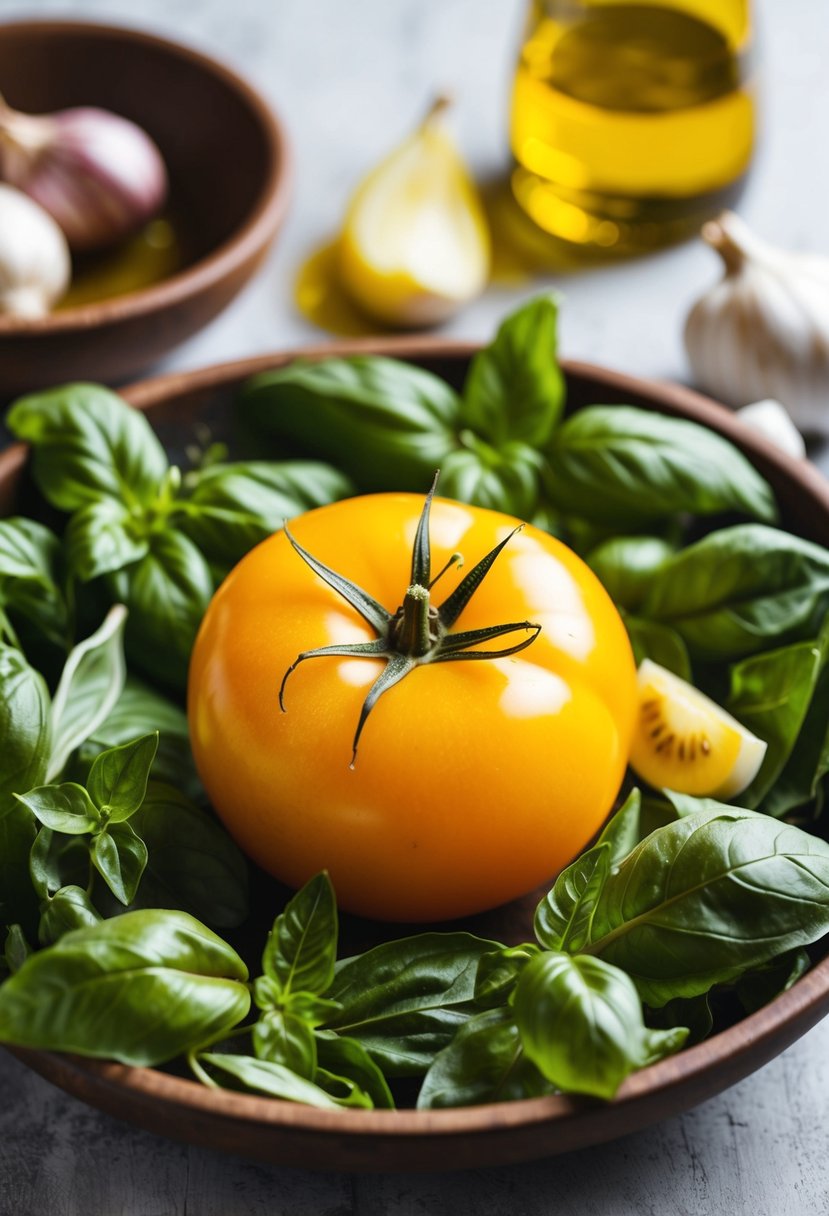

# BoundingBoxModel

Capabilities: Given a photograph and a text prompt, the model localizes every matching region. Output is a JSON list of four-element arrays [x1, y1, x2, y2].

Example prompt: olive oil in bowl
[[510, 0, 755, 252]]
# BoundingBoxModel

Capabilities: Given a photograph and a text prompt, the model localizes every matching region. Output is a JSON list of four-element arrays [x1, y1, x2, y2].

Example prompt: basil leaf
[[325, 932, 497, 1076], [38, 885, 101, 946], [88, 733, 158, 823], [726, 638, 824, 806], [305, 1067, 375, 1109], [0, 644, 51, 804], [65, 499, 149, 582], [596, 788, 643, 869], [546, 406, 777, 526], [4, 924, 32, 974], [199, 1052, 342, 1109], [417, 1007, 555, 1109], [81, 676, 200, 799], [624, 616, 692, 680], [642, 525, 829, 660], [0, 910, 250, 1065], [587, 535, 675, 612], [262, 871, 337, 998], [514, 952, 687, 1100], [735, 948, 811, 1015], [29, 828, 90, 900], [585, 808, 829, 1006], [109, 531, 212, 689], [473, 944, 539, 1009], [179, 460, 354, 568], [253, 1010, 317, 1078], [534, 843, 610, 953], [7, 383, 168, 511], [761, 661, 829, 818], [461, 293, 564, 448], [315, 1031, 394, 1110], [47, 605, 127, 782], [646, 993, 713, 1046], [240, 357, 459, 490], [121, 782, 248, 928], [0, 518, 68, 649], [91, 822, 148, 905], [16, 783, 100, 834], [440, 444, 541, 518]]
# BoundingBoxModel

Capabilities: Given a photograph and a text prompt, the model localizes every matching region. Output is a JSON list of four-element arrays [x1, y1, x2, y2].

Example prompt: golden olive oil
[[510, 0, 755, 251], [58, 217, 184, 309]]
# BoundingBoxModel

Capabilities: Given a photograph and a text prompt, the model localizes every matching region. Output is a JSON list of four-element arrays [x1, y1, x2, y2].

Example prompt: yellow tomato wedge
[[629, 659, 767, 799]]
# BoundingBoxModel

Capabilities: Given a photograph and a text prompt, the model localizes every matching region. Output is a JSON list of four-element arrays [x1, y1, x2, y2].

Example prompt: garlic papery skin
[[737, 399, 807, 460], [685, 211, 829, 434], [0, 183, 70, 319], [0, 99, 168, 253]]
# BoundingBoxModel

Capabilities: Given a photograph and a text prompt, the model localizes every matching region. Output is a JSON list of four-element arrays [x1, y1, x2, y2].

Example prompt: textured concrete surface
[[2, 0, 829, 1211]]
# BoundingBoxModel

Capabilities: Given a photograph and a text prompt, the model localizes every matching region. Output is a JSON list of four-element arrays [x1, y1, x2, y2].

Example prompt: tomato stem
[[392, 584, 440, 657]]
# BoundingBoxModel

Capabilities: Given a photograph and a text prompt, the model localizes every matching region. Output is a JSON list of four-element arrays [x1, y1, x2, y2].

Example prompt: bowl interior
[[0, 22, 276, 275]]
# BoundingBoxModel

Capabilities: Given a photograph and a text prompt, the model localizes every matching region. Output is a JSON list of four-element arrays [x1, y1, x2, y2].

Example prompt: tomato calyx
[[279, 475, 542, 766]]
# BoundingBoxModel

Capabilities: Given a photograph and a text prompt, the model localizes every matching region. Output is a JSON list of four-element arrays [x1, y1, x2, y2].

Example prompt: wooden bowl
[[0, 21, 292, 397], [3, 344, 829, 1172]]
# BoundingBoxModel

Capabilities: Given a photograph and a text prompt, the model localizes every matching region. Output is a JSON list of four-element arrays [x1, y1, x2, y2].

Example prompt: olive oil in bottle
[[510, 0, 755, 252]]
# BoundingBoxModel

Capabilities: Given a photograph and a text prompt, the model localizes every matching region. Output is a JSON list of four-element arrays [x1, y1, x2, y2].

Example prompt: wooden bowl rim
[[5, 343, 829, 1150], [0, 18, 293, 335]]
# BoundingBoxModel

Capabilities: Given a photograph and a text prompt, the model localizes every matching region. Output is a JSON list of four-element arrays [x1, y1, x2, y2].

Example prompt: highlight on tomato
[[187, 479, 638, 922]]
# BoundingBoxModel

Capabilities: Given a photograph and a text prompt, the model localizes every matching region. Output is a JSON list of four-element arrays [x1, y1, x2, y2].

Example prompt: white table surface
[[2, 0, 829, 1211]]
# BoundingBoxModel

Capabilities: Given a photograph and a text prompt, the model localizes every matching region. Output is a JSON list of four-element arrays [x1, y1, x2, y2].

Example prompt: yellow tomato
[[187, 493, 637, 922]]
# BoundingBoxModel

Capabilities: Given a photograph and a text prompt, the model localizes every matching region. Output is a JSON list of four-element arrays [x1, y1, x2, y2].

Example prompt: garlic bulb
[[736, 399, 806, 460], [0, 183, 70, 318], [685, 211, 829, 433], [0, 98, 168, 252], [338, 96, 490, 328]]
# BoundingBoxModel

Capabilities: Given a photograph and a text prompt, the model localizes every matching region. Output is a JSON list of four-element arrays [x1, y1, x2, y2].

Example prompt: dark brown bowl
[[0, 20, 292, 396], [2, 345, 829, 1172]]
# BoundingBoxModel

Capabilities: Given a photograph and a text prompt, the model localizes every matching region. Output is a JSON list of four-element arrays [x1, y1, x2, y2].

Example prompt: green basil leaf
[[199, 1052, 342, 1108], [29, 828, 90, 900], [16, 783, 100, 834], [587, 535, 675, 612], [7, 383, 168, 511], [642, 525, 829, 660], [646, 993, 713, 1046], [109, 531, 212, 689], [624, 616, 692, 680], [586, 808, 829, 1006], [253, 1010, 317, 1078], [0, 803, 38, 935], [179, 460, 354, 568], [81, 676, 200, 799], [726, 638, 824, 806], [47, 605, 127, 782], [38, 885, 101, 946], [88, 733, 158, 823], [120, 782, 248, 928], [262, 871, 337, 998], [3, 924, 32, 974], [91, 821, 148, 905], [514, 952, 687, 1100], [734, 948, 811, 1015], [546, 406, 777, 526], [596, 788, 643, 869], [284, 992, 342, 1024], [240, 357, 459, 490], [325, 932, 498, 1076], [417, 1007, 554, 1109], [308, 1067, 375, 1109], [65, 499, 149, 582], [315, 1031, 394, 1110], [0, 518, 68, 649], [473, 944, 540, 1009], [440, 444, 541, 518], [461, 293, 565, 448], [761, 660, 829, 818], [0, 644, 51, 804], [534, 843, 610, 953], [0, 910, 249, 1065]]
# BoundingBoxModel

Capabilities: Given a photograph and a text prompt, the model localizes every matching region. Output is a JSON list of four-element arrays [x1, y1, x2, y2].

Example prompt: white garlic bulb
[[0, 183, 70, 319], [0, 98, 168, 253], [736, 399, 806, 460], [685, 211, 829, 434]]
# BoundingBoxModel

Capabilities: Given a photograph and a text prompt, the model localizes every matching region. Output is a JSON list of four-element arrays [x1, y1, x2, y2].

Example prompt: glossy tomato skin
[[188, 494, 637, 922]]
